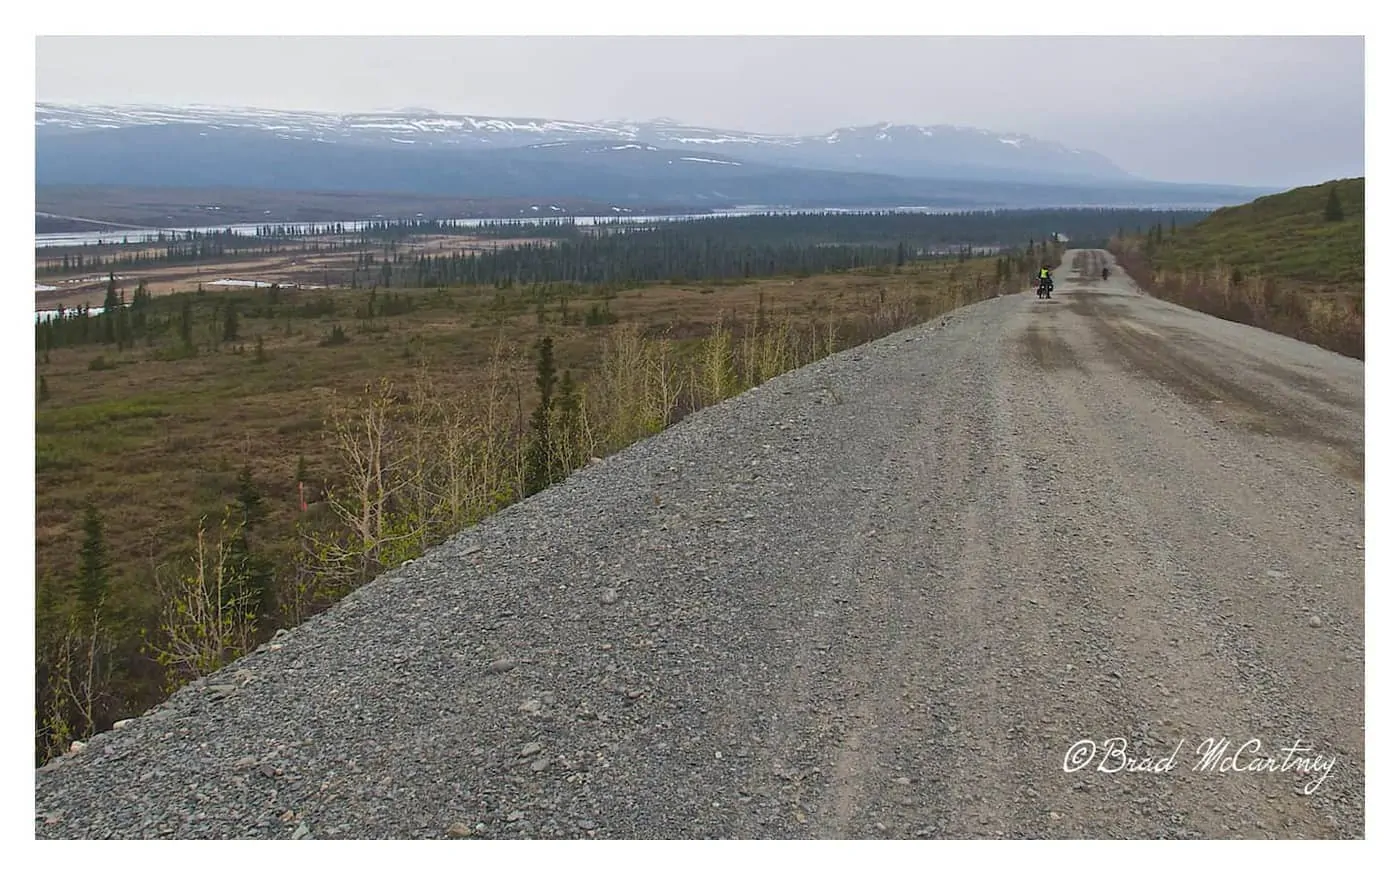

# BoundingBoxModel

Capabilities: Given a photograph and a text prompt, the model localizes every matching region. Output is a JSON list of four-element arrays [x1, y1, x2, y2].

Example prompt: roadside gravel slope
[[35, 250, 1364, 839]]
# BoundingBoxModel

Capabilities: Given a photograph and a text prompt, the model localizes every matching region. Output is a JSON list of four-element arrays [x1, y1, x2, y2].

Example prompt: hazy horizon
[[36, 36, 1365, 189]]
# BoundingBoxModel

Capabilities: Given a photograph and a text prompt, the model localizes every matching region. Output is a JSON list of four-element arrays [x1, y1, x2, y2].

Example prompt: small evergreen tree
[[554, 370, 584, 477], [179, 299, 194, 351], [102, 273, 119, 313], [235, 466, 266, 527], [228, 467, 274, 623], [115, 294, 131, 351], [76, 503, 108, 615], [101, 275, 118, 345], [1323, 186, 1344, 222], [524, 336, 558, 495], [223, 304, 240, 342]]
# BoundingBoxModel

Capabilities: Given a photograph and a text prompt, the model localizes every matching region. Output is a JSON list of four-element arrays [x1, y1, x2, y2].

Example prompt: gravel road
[[35, 250, 1364, 839]]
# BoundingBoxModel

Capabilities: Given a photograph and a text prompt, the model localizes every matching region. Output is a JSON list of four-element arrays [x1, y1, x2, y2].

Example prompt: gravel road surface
[[35, 250, 1364, 839]]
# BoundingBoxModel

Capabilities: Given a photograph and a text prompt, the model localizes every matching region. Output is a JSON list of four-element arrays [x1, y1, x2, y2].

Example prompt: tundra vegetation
[[1109, 178, 1364, 358], [39, 209, 1175, 763]]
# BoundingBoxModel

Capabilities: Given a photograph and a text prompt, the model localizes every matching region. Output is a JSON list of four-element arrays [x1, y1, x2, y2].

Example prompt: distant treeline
[[36, 209, 1212, 325], [585, 209, 1212, 247], [401, 209, 1209, 288], [34, 219, 589, 275], [37, 237, 363, 276], [407, 233, 913, 288], [356, 208, 1212, 248], [352, 218, 583, 242], [41, 208, 1209, 250]]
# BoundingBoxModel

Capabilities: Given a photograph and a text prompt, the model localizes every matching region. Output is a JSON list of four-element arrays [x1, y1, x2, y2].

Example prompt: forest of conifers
[[37, 206, 1208, 289]]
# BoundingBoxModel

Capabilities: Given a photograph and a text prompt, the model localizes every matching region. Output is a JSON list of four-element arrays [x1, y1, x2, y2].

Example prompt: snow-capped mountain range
[[35, 102, 1265, 210], [36, 102, 1130, 183]]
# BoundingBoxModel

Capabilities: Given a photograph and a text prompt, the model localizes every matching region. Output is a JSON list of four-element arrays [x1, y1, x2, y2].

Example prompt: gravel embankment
[[35, 251, 1364, 839]]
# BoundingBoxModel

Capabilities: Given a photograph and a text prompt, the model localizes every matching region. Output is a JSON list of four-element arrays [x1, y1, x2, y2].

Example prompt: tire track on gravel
[[1045, 273, 1362, 837], [1005, 323, 1344, 836], [1069, 292, 1362, 482], [914, 296, 1202, 839]]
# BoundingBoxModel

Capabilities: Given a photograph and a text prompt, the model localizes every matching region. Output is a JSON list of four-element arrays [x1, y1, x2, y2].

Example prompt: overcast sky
[[35, 36, 1364, 188]]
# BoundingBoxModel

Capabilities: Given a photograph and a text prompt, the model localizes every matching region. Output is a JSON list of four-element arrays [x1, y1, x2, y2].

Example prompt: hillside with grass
[[1109, 178, 1364, 357]]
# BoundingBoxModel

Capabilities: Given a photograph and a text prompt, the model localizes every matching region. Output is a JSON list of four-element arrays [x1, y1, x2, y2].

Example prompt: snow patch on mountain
[[680, 156, 742, 166], [35, 101, 1133, 182]]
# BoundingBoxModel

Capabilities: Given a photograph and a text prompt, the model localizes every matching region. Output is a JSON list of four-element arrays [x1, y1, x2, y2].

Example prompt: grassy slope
[[1150, 177, 1364, 289], [1111, 178, 1364, 357]]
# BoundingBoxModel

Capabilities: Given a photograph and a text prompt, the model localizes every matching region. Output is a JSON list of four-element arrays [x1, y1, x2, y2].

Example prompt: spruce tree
[[1323, 186, 1344, 222], [101, 274, 118, 344], [555, 370, 583, 477], [524, 337, 558, 495], [76, 503, 108, 615], [235, 466, 266, 527], [228, 467, 274, 623], [102, 273, 119, 313], [179, 299, 194, 351], [223, 304, 240, 342]]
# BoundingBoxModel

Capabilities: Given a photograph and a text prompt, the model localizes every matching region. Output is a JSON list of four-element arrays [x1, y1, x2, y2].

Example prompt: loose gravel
[[35, 251, 1364, 839]]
